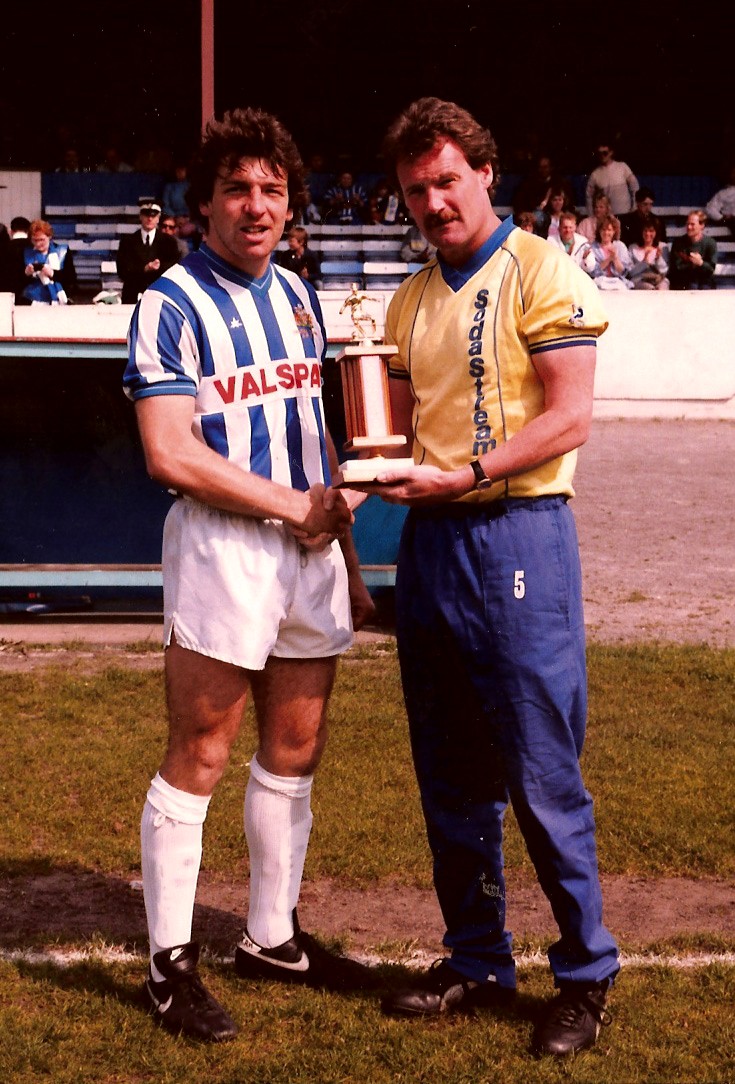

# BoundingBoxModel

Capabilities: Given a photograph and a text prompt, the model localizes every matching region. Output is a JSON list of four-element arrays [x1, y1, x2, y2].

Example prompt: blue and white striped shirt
[[123, 243, 330, 492]]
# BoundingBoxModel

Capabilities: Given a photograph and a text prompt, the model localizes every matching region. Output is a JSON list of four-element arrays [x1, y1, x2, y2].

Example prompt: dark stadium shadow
[[0, 857, 388, 993], [2, 856, 388, 1014], [12, 955, 148, 1012], [0, 856, 242, 957]]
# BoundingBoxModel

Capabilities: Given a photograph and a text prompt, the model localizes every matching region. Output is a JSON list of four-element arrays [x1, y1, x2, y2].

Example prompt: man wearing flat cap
[[117, 198, 182, 303]]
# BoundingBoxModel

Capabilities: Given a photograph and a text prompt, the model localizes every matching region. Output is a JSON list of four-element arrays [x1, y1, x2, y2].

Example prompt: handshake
[[288, 483, 356, 551]]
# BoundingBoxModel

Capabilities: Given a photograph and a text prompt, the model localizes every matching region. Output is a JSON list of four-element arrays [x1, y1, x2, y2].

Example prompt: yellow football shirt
[[385, 218, 608, 501]]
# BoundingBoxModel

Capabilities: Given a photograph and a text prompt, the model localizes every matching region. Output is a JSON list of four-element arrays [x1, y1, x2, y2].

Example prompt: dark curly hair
[[381, 97, 500, 198], [186, 107, 305, 229]]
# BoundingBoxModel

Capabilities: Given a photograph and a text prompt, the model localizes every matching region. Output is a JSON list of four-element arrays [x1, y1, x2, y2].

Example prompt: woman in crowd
[[538, 184, 577, 239], [577, 191, 612, 243], [628, 222, 669, 290], [21, 219, 77, 304], [590, 214, 633, 290]]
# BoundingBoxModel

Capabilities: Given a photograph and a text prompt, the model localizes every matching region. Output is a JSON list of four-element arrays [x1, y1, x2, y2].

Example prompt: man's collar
[[199, 241, 274, 289], [438, 217, 516, 291]]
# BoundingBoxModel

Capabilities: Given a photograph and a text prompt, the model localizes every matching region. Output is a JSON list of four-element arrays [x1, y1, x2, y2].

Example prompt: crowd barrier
[[3, 289, 734, 418], [1, 289, 732, 601]]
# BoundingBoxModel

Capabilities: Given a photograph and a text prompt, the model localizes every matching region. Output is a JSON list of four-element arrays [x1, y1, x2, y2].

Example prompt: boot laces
[[555, 987, 612, 1029]]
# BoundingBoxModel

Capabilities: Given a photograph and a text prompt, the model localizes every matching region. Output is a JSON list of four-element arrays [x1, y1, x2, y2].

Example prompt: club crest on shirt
[[568, 304, 585, 326], [293, 304, 314, 339]]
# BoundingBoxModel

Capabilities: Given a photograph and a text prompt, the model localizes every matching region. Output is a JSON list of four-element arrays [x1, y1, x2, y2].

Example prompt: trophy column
[[333, 342, 415, 485]]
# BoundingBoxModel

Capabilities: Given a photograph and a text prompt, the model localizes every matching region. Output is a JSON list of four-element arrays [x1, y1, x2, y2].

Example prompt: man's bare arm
[[134, 395, 352, 538], [356, 345, 596, 505]]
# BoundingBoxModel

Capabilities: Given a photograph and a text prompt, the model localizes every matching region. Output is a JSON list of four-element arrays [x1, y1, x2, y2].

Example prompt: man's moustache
[[425, 213, 459, 229]]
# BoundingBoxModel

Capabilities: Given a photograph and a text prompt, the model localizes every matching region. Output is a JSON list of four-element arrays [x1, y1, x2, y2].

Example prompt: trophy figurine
[[332, 284, 415, 486]]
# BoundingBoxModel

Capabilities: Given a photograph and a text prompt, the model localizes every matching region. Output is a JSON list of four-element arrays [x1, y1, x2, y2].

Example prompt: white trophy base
[[333, 456, 416, 487]]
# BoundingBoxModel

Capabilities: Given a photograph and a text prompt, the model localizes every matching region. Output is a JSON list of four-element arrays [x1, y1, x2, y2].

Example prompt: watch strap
[[470, 459, 492, 489]]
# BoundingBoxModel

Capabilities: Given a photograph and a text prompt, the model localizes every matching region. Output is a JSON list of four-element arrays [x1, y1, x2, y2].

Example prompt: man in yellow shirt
[[363, 97, 619, 1057]]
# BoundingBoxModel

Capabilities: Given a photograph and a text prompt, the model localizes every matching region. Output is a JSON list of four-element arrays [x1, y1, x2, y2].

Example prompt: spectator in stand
[[514, 210, 537, 233], [292, 184, 323, 225], [628, 221, 669, 290], [3, 215, 31, 297], [324, 169, 368, 224], [304, 151, 333, 215], [577, 192, 612, 244], [275, 225, 322, 288], [705, 164, 735, 238], [96, 143, 133, 173], [547, 211, 595, 273], [162, 160, 191, 218], [512, 154, 576, 235], [539, 185, 577, 240], [55, 146, 87, 173], [619, 186, 667, 246], [400, 222, 437, 263], [116, 199, 181, 303], [133, 133, 173, 175], [368, 177, 407, 224], [590, 214, 633, 290], [159, 214, 189, 260], [668, 209, 717, 290], [174, 212, 203, 253], [20, 219, 78, 305], [0, 222, 10, 293], [9, 216, 29, 242], [0, 220, 25, 298], [585, 141, 638, 216]]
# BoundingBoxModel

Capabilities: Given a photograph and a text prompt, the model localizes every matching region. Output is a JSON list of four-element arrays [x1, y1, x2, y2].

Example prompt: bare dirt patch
[[574, 419, 735, 648], [2, 868, 733, 959]]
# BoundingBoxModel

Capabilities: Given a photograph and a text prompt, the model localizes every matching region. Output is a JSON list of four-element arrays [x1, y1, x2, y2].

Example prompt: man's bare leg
[[252, 655, 337, 775], [161, 640, 251, 793]]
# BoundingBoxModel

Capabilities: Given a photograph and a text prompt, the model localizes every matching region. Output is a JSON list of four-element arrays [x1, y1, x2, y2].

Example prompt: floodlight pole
[[201, 0, 215, 130]]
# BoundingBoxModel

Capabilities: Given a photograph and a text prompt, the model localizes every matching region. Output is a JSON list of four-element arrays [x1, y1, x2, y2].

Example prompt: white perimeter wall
[[594, 291, 735, 418], [4, 289, 735, 419]]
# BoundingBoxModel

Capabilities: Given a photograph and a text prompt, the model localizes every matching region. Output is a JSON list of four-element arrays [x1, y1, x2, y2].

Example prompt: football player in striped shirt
[[124, 107, 376, 1042]]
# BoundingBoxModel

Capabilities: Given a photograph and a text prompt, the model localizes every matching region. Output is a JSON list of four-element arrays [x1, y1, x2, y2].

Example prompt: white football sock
[[141, 772, 210, 982], [244, 754, 314, 948]]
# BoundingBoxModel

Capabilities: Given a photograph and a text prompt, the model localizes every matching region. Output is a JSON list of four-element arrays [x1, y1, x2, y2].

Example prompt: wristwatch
[[470, 459, 493, 491]]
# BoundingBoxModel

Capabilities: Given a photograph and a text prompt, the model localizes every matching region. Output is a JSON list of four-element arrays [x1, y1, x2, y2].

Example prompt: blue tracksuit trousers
[[394, 496, 619, 989]]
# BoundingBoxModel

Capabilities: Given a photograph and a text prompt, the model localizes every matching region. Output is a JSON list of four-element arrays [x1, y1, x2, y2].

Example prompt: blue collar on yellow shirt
[[438, 216, 516, 292]]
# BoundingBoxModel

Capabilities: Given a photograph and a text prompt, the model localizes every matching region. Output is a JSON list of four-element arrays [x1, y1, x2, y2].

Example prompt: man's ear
[[479, 163, 493, 191]]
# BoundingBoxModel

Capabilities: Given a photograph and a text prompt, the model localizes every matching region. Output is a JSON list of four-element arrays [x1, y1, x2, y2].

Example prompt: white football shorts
[[161, 498, 353, 670]]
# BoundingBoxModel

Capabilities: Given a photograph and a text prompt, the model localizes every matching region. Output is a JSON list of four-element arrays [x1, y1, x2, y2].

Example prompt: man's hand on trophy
[[354, 464, 470, 506], [335, 485, 370, 513]]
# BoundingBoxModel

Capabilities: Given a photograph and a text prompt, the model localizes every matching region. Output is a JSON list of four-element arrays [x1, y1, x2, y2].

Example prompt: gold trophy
[[332, 284, 415, 486]]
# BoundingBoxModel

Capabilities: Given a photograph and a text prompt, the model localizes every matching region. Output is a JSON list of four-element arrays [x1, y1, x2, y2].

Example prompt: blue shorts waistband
[[409, 494, 569, 520]]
